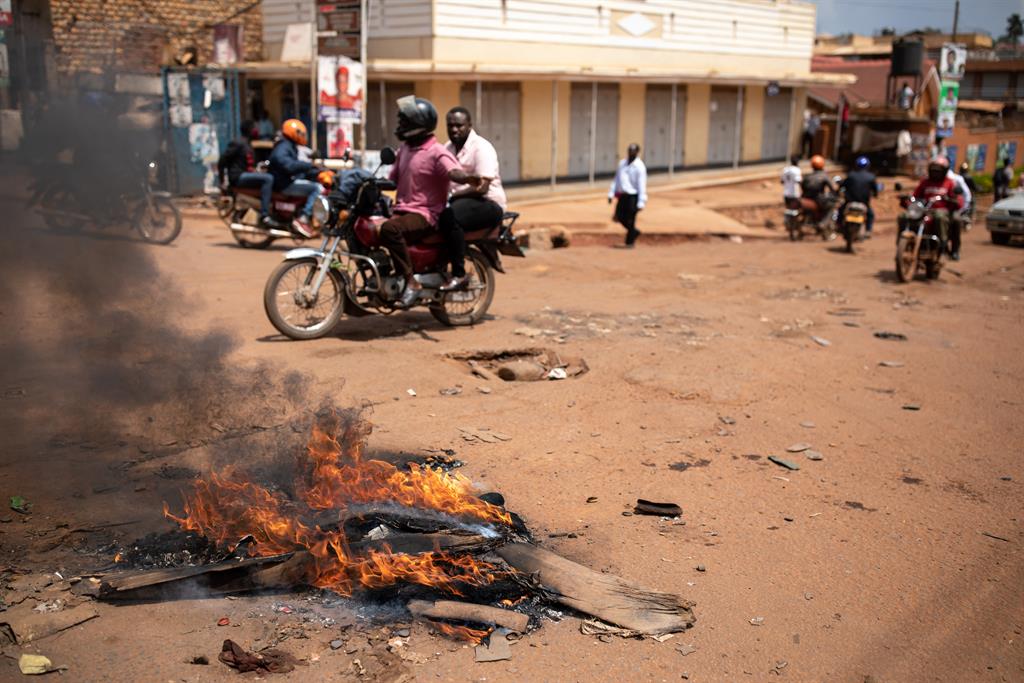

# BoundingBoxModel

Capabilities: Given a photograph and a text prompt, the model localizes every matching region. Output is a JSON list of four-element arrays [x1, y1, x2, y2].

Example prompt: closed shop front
[[365, 81, 415, 150], [761, 87, 792, 161], [708, 86, 739, 166], [644, 85, 687, 171], [569, 83, 619, 177], [460, 82, 522, 181]]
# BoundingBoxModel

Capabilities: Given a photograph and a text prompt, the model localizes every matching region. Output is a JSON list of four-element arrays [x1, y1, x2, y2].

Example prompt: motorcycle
[[28, 155, 181, 245], [894, 190, 946, 282], [263, 147, 525, 340], [839, 198, 868, 253], [785, 188, 838, 241], [226, 167, 337, 249]]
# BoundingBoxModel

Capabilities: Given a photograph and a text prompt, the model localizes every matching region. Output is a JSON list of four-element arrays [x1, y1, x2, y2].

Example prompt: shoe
[[863, 232, 872, 240], [951, 251, 960, 261], [260, 215, 284, 229], [613, 243, 636, 249], [440, 275, 469, 292], [292, 216, 315, 238], [396, 286, 422, 309]]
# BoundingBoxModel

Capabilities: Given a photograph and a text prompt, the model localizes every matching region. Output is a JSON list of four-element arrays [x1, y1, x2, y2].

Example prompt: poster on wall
[[327, 119, 354, 158], [188, 123, 220, 193], [998, 141, 1018, 166], [317, 55, 364, 124], [167, 73, 190, 104], [940, 44, 966, 80], [966, 143, 988, 172], [945, 144, 958, 169], [936, 80, 959, 139], [0, 0, 12, 27]]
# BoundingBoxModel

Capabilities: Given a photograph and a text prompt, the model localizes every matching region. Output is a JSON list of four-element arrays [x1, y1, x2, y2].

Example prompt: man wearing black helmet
[[381, 96, 484, 308], [840, 156, 878, 238]]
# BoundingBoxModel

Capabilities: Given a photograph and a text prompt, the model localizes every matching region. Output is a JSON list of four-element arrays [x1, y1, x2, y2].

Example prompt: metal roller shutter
[[708, 86, 739, 166], [761, 87, 792, 161], [644, 85, 686, 171], [460, 82, 521, 182], [569, 83, 619, 178]]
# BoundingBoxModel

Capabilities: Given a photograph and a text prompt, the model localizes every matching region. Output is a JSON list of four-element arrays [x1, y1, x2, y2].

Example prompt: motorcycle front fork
[[308, 235, 342, 296]]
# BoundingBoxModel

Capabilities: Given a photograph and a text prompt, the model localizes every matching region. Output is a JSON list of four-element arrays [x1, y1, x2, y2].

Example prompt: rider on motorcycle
[[906, 156, 961, 256], [381, 96, 484, 308], [800, 154, 837, 227], [268, 119, 322, 238], [218, 120, 279, 229], [839, 156, 878, 238]]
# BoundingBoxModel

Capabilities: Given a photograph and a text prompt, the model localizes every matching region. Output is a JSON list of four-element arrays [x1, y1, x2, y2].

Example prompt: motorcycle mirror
[[379, 147, 397, 165], [894, 182, 903, 191]]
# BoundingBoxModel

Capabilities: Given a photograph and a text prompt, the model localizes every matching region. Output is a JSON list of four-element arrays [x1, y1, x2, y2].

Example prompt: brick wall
[[47, 0, 263, 78]]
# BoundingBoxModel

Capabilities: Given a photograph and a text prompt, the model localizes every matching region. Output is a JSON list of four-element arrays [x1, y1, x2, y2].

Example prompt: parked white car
[[986, 192, 1024, 245]]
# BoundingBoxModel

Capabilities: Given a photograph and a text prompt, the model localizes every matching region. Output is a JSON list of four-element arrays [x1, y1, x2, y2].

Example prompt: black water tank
[[891, 40, 924, 76]]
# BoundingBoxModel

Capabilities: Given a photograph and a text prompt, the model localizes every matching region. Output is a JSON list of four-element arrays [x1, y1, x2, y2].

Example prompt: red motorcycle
[[263, 147, 523, 340], [225, 169, 336, 249]]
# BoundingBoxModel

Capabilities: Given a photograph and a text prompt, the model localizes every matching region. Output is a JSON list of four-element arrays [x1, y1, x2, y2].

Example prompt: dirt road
[[1, 206, 1022, 682]]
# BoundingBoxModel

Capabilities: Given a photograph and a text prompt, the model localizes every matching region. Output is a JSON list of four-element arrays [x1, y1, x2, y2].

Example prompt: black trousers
[[614, 194, 640, 245], [439, 196, 503, 277], [378, 211, 432, 280]]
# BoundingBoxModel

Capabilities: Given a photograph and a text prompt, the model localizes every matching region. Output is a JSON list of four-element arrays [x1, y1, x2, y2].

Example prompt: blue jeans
[[282, 179, 321, 218], [236, 172, 274, 217]]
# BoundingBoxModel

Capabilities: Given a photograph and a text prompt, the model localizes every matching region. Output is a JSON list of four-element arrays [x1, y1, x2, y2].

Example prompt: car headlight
[[988, 208, 1009, 217], [906, 203, 925, 221], [311, 196, 330, 227]]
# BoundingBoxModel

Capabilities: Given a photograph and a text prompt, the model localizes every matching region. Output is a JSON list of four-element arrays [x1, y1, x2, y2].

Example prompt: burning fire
[[164, 409, 512, 596], [430, 621, 493, 644]]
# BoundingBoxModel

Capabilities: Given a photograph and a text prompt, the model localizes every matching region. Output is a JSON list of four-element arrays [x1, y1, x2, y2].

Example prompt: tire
[[264, 258, 347, 340], [925, 260, 940, 280], [895, 235, 916, 283], [39, 187, 81, 232], [844, 224, 855, 253], [229, 209, 275, 249], [429, 248, 495, 327], [990, 231, 1011, 246], [134, 196, 182, 245]]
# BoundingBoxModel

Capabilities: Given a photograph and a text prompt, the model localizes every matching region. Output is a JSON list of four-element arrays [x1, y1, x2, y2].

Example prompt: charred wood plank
[[407, 599, 530, 633], [493, 543, 695, 636], [349, 532, 499, 556]]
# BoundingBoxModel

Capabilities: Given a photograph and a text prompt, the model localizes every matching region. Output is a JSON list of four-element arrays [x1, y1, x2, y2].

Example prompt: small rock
[[330, 639, 344, 650], [804, 592, 814, 600], [394, 628, 410, 638], [677, 643, 698, 656], [719, 416, 737, 425], [879, 360, 905, 368], [750, 617, 765, 626], [805, 450, 824, 461], [406, 388, 417, 397], [800, 421, 815, 429], [786, 443, 811, 453], [586, 496, 598, 503], [902, 404, 921, 411], [477, 386, 492, 395], [783, 516, 794, 522], [439, 387, 462, 396], [190, 655, 210, 665], [811, 335, 831, 347], [999, 476, 1012, 482], [768, 456, 800, 471], [696, 564, 706, 572]]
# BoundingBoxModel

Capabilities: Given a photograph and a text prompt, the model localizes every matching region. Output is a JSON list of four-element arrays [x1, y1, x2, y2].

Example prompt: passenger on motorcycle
[[800, 154, 837, 225], [268, 119, 321, 238], [218, 120, 280, 229], [439, 106, 507, 292], [382, 96, 484, 308], [840, 156, 878, 237], [905, 156, 962, 256], [947, 164, 972, 260], [781, 154, 802, 207]]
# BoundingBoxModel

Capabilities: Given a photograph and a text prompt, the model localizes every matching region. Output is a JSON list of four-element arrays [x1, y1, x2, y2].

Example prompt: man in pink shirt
[[439, 107, 507, 291], [382, 97, 482, 308]]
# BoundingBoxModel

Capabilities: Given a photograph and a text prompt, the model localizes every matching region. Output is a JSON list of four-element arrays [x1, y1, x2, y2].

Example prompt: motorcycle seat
[[846, 202, 868, 213], [417, 225, 500, 246], [234, 186, 304, 204]]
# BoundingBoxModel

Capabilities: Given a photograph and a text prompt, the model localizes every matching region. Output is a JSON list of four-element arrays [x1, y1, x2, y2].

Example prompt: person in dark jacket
[[268, 119, 320, 238], [840, 156, 879, 237], [218, 120, 279, 228]]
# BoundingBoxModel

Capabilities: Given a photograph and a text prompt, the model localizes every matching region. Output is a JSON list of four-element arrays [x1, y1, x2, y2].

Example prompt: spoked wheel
[[895, 235, 917, 283], [264, 258, 347, 339], [230, 209, 274, 249], [217, 194, 234, 225], [430, 248, 495, 327], [134, 196, 182, 245]]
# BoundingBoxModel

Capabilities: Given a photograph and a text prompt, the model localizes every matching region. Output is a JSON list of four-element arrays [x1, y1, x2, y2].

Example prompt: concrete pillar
[[742, 85, 764, 163], [555, 81, 571, 176], [414, 79, 461, 125], [618, 82, 645, 155], [684, 83, 711, 167], [520, 80, 553, 181], [789, 87, 807, 157]]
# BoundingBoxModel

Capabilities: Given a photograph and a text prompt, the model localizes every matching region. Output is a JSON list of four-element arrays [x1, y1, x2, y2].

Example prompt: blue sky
[[804, 0, 1024, 38]]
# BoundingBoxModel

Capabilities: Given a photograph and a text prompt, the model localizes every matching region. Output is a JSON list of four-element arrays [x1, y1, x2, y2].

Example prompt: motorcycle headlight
[[906, 203, 925, 221], [311, 196, 330, 228], [147, 161, 159, 185]]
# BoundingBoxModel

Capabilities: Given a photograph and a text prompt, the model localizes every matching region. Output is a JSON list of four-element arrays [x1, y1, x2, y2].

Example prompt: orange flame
[[430, 620, 493, 644], [163, 409, 512, 596]]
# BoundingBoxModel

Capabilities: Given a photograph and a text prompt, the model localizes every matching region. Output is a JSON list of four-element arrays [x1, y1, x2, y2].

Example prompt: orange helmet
[[810, 154, 826, 170], [281, 118, 308, 145], [317, 170, 336, 189]]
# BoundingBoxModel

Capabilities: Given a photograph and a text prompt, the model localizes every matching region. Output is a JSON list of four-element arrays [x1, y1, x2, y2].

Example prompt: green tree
[[1006, 13, 1023, 44]]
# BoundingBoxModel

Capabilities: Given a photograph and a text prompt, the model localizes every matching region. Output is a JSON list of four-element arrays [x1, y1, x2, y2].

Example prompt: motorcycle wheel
[[39, 187, 81, 232], [217, 194, 234, 225], [925, 259, 941, 280], [895, 235, 916, 283], [264, 258, 347, 340], [844, 224, 855, 254], [231, 209, 274, 249], [429, 248, 495, 327], [134, 196, 182, 245]]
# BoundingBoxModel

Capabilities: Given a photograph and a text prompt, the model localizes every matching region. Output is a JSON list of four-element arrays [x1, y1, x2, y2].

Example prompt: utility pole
[[952, 0, 959, 42]]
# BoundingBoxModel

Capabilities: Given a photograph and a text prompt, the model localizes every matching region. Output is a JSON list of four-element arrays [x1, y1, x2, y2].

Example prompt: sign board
[[318, 54, 363, 124], [940, 43, 966, 80], [213, 24, 244, 64], [936, 79, 959, 139], [318, 1, 360, 58], [0, 0, 12, 28], [280, 22, 312, 62]]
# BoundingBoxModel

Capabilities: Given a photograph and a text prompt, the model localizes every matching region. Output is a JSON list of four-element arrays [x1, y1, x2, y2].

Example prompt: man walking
[[608, 143, 647, 248]]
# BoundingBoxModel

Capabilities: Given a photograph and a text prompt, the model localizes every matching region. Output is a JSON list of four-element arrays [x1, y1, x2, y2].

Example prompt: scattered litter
[[719, 416, 737, 425], [786, 443, 811, 453], [843, 321, 860, 328], [219, 639, 297, 674], [805, 450, 824, 461], [475, 629, 513, 662], [477, 386, 492, 395], [439, 387, 462, 396], [18, 654, 66, 675], [811, 336, 831, 347], [10, 496, 31, 514], [981, 532, 1011, 543], [804, 592, 814, 600], [513, 327, 546, 338], [547, 368, 568, 380], [879, 361, 905, 368], [458, 427, 513, 444], [677, 643, 698, 656], [633, 499, 682, 517], [729, 235, 743, 244], [695, 564, 706, 572], [772, 475, 790, 482], [406, 388, 417, 397], [750, 617, 765, 626], [768, 456, 800, 471], [191, 655, 210, 665], [902, 404, 921, 411], [874, 331, 907, 341], [586, 496, 598, 503], [800, 421, 816, 429], [217, 617, 230, 626], [827, 307, 865, 317]]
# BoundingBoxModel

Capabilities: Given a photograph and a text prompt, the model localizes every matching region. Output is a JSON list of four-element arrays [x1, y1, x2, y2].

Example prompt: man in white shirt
[[781, 154, 802, 203], [947, 165, 972, 261], [608, 143, 647, 248], [440, 107, 507, 291]]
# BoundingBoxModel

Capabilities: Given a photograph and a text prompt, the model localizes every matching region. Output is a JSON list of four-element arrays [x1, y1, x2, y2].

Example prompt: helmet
[[395, 96, 438, 142], [281, 119, 308, 146], [854, 156, 869, 170], [959, 162, 969, 174], [927, 155, 950, 182], [317, 170, 336, 189], [810, 154, 826, 170]]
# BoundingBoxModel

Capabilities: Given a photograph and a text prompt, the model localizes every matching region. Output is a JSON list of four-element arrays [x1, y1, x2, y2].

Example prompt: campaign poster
[[327, 119, 354, 159], [317, 55, 364, 123], [936, 80, 959, 139], [940, 44, 966, 81], [188, 123, 220, 193], [0, 0, 12, 27], [945, 145, 958, 169], [998, 141, 1018, 166]]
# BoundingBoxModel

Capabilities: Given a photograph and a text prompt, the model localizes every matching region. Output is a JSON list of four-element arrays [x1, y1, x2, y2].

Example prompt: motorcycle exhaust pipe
[[36, 207, 92, 221], [229, 222, 293, 239]]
